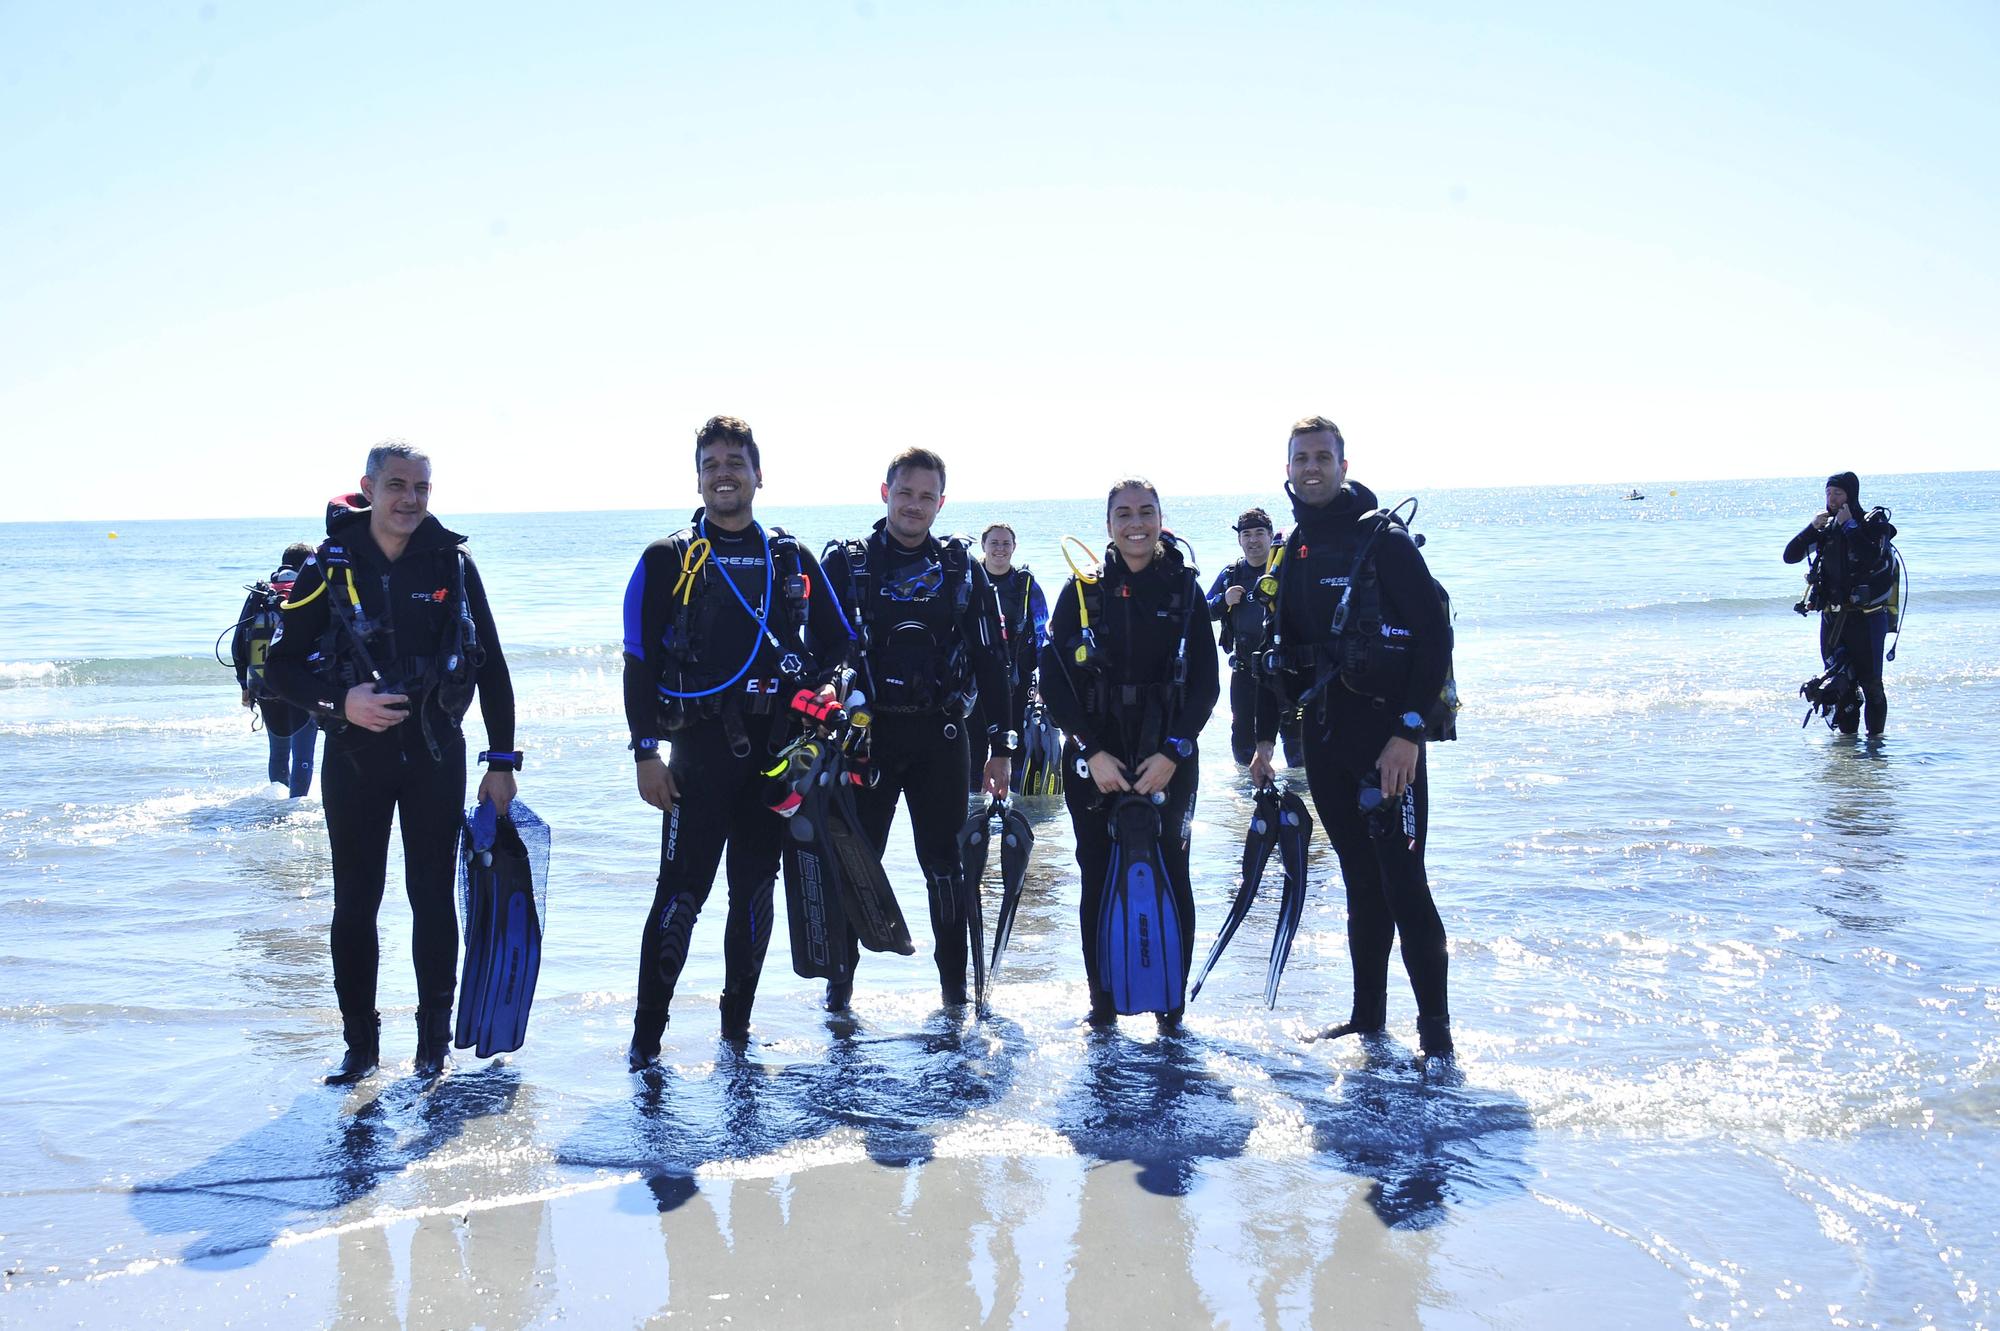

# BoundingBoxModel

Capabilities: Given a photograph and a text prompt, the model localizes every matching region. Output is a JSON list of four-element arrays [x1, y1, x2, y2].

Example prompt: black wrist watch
[[1164, 736, 1194, 759], [478, 750, 523, 772], [631, 737, 662, 764], [1394, 712, 1426, 743]]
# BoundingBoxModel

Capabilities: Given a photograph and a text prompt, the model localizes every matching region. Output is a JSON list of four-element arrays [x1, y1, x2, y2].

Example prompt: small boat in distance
[[1623, 488, 1645, 501]]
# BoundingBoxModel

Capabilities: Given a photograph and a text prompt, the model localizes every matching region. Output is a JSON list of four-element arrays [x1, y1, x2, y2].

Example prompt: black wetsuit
[[1039, 542, 1220, 1011], [968, 564, 1048, 790], [621, 512, 852, 1044], [822, 523, 1012, 1001], [1262, 481, 1452, 1046], [1207, 557, 1302, 767], [1784, 509, 1897, 735], [264, 502, 515, 1032]]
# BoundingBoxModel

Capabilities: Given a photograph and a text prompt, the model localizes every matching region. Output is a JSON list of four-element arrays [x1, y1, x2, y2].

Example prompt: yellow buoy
[[107, 532, 118, 539]]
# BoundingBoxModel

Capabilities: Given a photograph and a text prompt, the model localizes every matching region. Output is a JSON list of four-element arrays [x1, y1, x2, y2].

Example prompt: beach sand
[[14, 1144, 1686, 1329]]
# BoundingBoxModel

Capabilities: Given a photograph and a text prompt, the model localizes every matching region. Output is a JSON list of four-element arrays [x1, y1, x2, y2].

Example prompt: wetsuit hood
[[1287, 479, 1380, 533], [1826, 471, 1860, 510]]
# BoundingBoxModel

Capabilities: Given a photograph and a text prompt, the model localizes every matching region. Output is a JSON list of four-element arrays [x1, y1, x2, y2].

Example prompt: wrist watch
[[631, 737, 662, 763], [478, 750, 523, 772], [1394, 711, 1426, 743], [1164, 736, 1194, 759]]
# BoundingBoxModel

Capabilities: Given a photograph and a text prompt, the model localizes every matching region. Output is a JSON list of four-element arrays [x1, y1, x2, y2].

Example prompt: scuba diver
[[621, 416, 854, 1063], [1040, 477, 1220, 1027], [1784, 471, 1900, 737], [821, 449, 1015, 1009], [262, 441, 520, 1084], [229, 540, 321, 797], [1207, 507, 1303, 768], [1251, 416, 1456, 1060], [967, 521, 1049, 793]]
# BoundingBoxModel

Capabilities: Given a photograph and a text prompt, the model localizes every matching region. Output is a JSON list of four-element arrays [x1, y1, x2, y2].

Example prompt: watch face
[[1400, 712, 1424, 730]]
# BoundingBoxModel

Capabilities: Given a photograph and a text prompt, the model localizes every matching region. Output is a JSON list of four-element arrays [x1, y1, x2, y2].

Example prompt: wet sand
[[14, 1145, 1684, 1329]]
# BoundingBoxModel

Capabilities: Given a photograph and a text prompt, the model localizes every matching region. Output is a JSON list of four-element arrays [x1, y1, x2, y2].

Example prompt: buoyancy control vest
[[1217, 550, 1285, 671], [1266, 491, 1459, 741], [229, 567, 299, 700], [1798, 506, 1901, 620], [654, 519, 818, 729], [829, 527, 988, 715], [1059, 534, 1202, 757], [286, 495, 484, 757]]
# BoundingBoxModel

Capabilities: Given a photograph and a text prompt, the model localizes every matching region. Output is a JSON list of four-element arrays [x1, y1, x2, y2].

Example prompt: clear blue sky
[[2, 1, 1994, 522]]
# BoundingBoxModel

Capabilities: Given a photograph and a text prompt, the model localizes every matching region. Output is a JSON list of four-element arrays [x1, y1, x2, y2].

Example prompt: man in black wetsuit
[[967, 521, 1048, 792], [621, 416, 853, 1063], [1252, 416, 1455, 1059], [264, 442, 520, 1084], [822, 449, 1013, 1008], [1783, 471, 1898, 736], [1207, 507, 1303, 768]]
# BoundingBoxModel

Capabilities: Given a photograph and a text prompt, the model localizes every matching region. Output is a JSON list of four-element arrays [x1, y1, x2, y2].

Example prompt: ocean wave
[[0, 656, 223, 689], [1469, 585, 2000, 624], [0, 644, 625, 691]]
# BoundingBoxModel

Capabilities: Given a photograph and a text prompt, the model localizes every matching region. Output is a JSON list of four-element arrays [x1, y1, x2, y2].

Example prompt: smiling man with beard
[[620, 416, 854, 1062], [1253, 416, 1456, 1061]]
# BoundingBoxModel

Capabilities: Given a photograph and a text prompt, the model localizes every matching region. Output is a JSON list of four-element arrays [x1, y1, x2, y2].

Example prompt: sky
[[1, 1, 1994, 522]]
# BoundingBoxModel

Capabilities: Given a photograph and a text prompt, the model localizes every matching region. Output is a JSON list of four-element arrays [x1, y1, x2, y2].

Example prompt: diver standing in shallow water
[[231, 541, 321, 797], [1207, 507, 1303, 769], [1784, 471, 1898, 737], [822, 449, 1014, 1009], [263, 441, 520, 1084], [968, 521, 1049, 793], [620, 417, 853, 1062], [1041, 477, 1219, 1026], [1253, 416, 1455, 1058]]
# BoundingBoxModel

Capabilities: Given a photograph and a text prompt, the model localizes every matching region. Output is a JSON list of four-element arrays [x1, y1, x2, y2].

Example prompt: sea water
[[2, 473, 1996, 1327]]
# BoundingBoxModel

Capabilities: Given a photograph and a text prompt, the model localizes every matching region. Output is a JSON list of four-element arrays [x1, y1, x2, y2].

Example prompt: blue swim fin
[[1190, 786, 1282, 1001], [453, 799, 499, 1049], [456, 798, 548, 1058], [1095, 795, 1187, 1016]]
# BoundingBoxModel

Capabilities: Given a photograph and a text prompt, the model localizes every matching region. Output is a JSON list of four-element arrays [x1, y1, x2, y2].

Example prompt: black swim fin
[[1095, 794, 1187, 1016], [989, 801, 1035, 974], [783, 789, 855, 983], [776, 739, 856, 980], [955, 800, 1001, 1008], [804, 746, 914, 957], [1190, 786, 1282, 1002], [455, 798, 548, 1058], [1264, 790, 1313, 1008]]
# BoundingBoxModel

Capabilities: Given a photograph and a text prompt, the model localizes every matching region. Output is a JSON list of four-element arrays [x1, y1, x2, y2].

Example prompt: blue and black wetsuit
[[621, 512, 852, 1045], [1207, 557, 1302, 767], [1263, 480, 1453, 1050], [822, 522, 1012, 1002]]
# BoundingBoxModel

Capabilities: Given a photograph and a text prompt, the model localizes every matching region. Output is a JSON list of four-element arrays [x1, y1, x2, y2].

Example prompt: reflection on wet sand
[[131, 1065, 523, 1267], [332, 1202, 553, 1331], [1812, 741, 1906, 932]]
